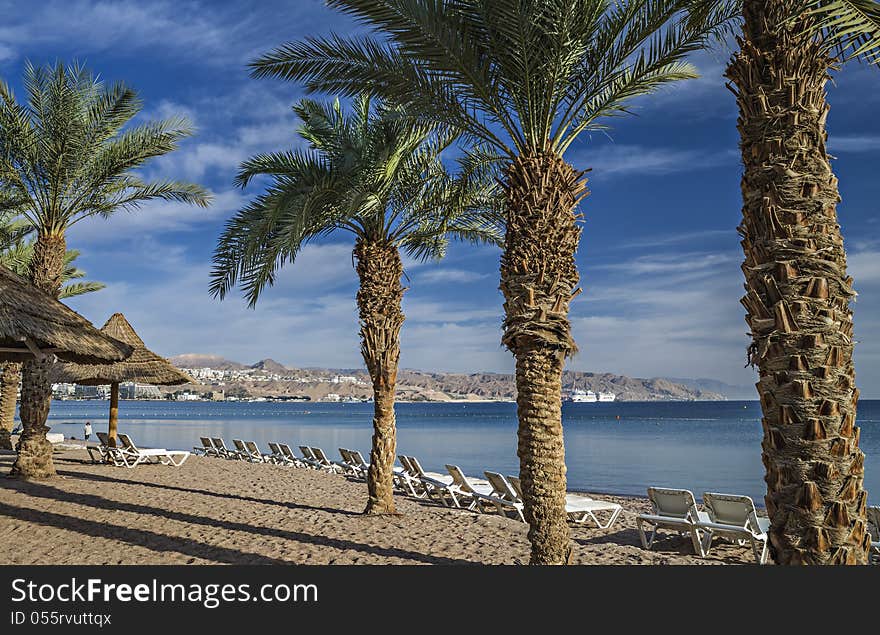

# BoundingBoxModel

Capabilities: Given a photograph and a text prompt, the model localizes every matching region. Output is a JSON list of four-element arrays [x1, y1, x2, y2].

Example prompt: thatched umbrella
[[0, 266, 132, 364], [52, 313, 194, 446]]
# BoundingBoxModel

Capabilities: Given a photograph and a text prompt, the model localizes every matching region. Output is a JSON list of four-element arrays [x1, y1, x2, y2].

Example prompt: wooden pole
[[108, 382, 119, 447]]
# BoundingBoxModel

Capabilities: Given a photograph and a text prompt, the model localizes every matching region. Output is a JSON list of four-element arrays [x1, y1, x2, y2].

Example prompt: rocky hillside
[[167, 353, 724, 401]]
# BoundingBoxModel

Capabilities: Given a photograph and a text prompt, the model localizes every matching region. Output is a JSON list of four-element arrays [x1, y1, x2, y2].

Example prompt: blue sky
[[2, 0, 879, 393]]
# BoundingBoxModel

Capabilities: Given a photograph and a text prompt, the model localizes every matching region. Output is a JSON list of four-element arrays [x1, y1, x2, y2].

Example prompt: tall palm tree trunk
[[10, 232, 67, 480], [500, 147, 587, 565], [108, 382, 119, 447], [726, 0, 870, 565], [356, 239, 405, 515], [0, 362, 20, 450]]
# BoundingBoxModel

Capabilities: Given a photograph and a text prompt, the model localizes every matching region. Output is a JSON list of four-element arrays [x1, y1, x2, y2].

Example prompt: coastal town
[[43, 353, 728, 403]]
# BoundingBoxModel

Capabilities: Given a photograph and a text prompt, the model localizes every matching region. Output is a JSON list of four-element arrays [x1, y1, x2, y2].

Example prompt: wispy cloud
[[416, 269, 491, 284], [828, 135, 880, 154], [0, 0, 337, 67], [571, 144, 738, 179]]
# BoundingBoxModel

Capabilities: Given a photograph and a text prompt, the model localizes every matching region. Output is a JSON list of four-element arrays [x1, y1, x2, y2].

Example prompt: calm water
[[43, 399, 880, 505]]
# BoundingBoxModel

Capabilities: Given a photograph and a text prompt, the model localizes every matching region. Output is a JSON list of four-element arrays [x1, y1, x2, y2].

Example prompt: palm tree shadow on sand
[[1, 480, 475, 565]]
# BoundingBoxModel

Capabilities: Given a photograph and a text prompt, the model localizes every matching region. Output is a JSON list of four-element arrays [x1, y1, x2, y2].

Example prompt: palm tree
[[211, 95, 501, 514], [0, 61, 210, 479], [246, 0, 738, 563], [0, 216, 106, 450], [722, 0, 880, 564]]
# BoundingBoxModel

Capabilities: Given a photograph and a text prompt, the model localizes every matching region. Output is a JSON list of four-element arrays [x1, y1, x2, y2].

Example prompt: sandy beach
[[0, 447, 761, 565]]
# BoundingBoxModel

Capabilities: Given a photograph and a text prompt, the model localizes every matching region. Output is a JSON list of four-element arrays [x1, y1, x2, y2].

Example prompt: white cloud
[[416, 268, 490, 284], [0, 0, 333, 67], [570, 144, 738, 179], [828, 135, 880, 154], [66, 189, 246, 244]]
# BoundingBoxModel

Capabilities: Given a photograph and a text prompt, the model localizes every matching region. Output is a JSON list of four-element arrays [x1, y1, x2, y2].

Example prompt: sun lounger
[[507, 475, 623, 529], [335, 448, 358, 476], [87, 431, 127, 466], [192, 437, 218, 457], [211, 437, 238, 460], [404, 455, 458, 506], [696, 492, 770, 564], [267, 442, 294, 465], [395, 455, 429, 498], [636, 487, 708, 554], [231, 439, 255, 462], [338, 449, 365, 477], [117, 433, 190, 468], [481, 471, 525, 521], [245, 440, 275, 463], [867, 506, 880, 558], [445, 464, 495, 510], [277, 443, 308, 468]]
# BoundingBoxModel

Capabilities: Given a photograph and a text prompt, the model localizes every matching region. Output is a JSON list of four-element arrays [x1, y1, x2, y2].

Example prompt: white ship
[[569, 389, 597, 402], [566, 389, 616, 403]]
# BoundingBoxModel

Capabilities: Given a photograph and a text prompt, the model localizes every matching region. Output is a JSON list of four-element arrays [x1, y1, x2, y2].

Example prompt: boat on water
[[565, 389, 616, 403]]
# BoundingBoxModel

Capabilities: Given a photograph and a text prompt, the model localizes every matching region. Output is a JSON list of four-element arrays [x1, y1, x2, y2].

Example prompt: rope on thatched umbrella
[[51, 313, 194, 446], [0, 266, 132, 364]]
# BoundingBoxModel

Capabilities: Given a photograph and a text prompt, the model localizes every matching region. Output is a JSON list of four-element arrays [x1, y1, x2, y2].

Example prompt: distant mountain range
[[167, 353, 741, 402], [662, 377, 757, 401]]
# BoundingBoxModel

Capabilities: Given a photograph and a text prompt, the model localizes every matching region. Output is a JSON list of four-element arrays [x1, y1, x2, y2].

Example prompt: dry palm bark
[[726, 1, 869, 565], [500, 147, 587, 564], [0, 362, 20, 450], [10, 233, 67, 479], [356, 239, 405, 515]]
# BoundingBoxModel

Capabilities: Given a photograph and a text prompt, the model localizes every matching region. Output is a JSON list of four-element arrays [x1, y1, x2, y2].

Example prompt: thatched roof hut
[[0, 266, 132, 364], [52, 313, 193, 386], [51, 313, 194, 446]]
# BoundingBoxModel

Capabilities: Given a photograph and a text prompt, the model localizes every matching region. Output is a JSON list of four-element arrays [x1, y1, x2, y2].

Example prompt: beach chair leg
[[690, 527, 707, 556], [752, 537, 769, 565], [594, 507, 622, 530], [637, 518, 652, 549], [701, 530, 714, 556]]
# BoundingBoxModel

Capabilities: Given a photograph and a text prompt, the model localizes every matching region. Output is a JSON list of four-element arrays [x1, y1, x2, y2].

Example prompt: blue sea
[[43, 399, 880, 505]]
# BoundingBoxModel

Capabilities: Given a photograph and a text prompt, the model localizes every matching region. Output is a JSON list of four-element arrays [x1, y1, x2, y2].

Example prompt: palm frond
[[806, 0, 880, 63]]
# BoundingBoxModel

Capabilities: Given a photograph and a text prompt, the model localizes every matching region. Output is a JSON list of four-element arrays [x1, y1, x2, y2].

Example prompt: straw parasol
[[52, 313, 194, 445], [0, 266, 132, 364]]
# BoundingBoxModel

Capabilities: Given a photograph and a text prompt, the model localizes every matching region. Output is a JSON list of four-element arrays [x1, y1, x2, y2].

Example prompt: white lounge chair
[[308, 447, 344, 473], [405, 455, 458, 506], [395, 455, 428, 498], [697, 492, 770, 564], [277, 443, 308, 468], [192, 437, 218, 457], [346, 449, 370, 479], [636, 487, 708, 554], [335, 448, 361, 476], [482, 471, 526, 521], [211, 437, 238, 460], [246, 440, 275, 463], [867, 505, 880, 559], [507, 475, 623, 529], [87, 431, 127, 466], [117, 433, 190, 468], [445, 464, 495, 510], [267, 442, 294, 465]]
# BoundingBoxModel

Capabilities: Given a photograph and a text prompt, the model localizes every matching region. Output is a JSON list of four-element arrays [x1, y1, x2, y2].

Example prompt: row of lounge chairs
[[192, 437, 880, 563], [637, 488, 880, 564], [636, 487, 772, 563], [193, 437, 623, 530], [87, 432, 190, 468]]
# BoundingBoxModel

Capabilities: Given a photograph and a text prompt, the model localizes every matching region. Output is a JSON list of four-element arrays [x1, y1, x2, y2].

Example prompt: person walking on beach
[[83, 421, 92, 442]]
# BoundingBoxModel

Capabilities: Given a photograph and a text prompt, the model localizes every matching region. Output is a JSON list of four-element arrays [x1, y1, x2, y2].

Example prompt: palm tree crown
[[250, 0, 738, 159], [210, 94, 501, 305], [0, 61, 210, 237]]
